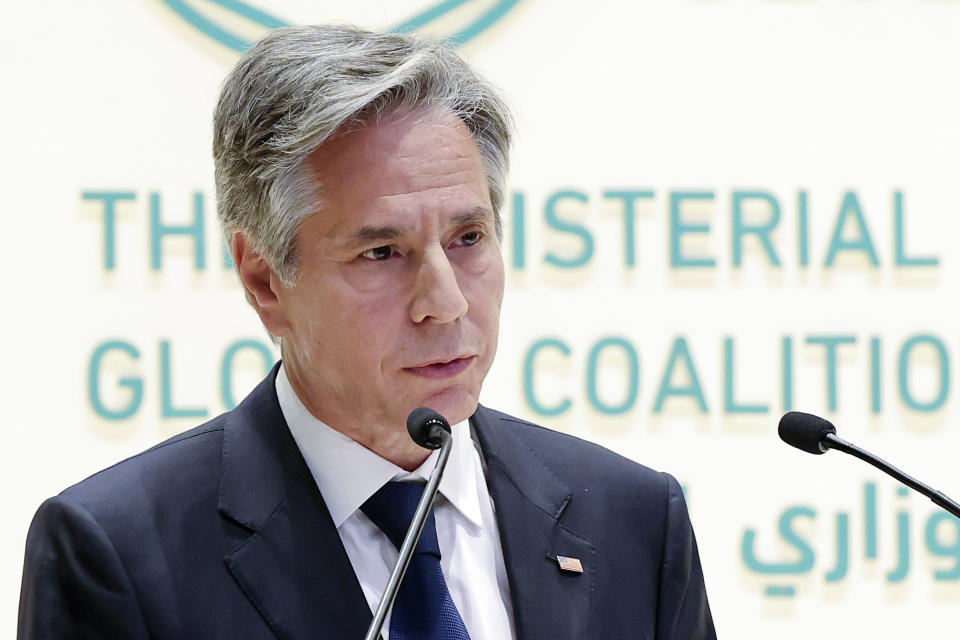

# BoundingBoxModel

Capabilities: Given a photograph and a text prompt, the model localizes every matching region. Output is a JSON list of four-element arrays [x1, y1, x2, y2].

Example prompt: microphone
[[779, 411, 960, 518], [363, 408, 453, 640], [406, 406, 451, 450], [778, 411, 836, 454]]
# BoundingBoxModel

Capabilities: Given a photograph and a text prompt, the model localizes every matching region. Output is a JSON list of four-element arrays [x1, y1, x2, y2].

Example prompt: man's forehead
[[309, 107, 475, 167], [296, 108, 493, 246]]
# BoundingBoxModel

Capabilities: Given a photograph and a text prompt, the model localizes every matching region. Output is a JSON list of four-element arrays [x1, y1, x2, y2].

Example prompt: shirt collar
[[275, 363, 484, 530]]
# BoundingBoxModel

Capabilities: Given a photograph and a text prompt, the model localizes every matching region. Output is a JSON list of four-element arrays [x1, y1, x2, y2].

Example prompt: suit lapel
[[471, 406, 596, 640], [218, 368, 372, 640], [215, 372, 595, 639]]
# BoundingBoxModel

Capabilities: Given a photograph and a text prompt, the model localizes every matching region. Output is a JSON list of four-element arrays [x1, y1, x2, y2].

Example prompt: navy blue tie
[[361, 481, 471, 640]]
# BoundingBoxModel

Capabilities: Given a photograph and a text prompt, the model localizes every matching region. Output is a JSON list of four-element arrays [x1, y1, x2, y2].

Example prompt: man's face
[[273, 108, 504, 438]]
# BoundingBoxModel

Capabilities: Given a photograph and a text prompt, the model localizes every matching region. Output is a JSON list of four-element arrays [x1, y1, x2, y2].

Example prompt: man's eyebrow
[[346, 225, 403, 247], [344, 208, 494, 247], [450, 207, 495, 228]]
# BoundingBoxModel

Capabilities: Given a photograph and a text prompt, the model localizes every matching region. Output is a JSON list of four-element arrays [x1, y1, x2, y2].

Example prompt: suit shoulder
[[480, 407, 668, 491], [58, 414, 228, 510]]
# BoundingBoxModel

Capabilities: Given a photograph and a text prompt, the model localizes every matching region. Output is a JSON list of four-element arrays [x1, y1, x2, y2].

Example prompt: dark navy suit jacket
[[19, 368, 715, 639]]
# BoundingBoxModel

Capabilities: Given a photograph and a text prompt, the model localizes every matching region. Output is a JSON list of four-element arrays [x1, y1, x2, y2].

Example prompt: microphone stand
[[823, 432, 960, 519], [363, 429, 454, 640]]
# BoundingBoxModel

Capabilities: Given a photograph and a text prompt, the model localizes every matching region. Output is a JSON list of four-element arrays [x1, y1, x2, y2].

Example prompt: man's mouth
[[404, 356, 475, 379]]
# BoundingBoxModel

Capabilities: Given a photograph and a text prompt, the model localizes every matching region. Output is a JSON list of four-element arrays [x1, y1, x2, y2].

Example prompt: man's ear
[[231, 232, 291, 337]]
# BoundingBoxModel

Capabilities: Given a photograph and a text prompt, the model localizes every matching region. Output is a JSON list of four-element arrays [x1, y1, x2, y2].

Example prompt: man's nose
[[410, 245, 468, 324]]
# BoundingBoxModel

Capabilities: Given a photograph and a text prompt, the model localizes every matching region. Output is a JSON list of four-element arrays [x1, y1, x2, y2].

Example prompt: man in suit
[[19, 25, 715, 639]]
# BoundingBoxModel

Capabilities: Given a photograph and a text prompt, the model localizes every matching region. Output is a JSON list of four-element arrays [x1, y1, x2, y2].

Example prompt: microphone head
[[779, 411, 837, 455], [406, 407, 451, 450]]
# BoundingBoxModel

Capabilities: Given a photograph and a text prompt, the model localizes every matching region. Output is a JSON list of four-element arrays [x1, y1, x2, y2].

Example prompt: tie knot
[[361, 481, 440, 557]]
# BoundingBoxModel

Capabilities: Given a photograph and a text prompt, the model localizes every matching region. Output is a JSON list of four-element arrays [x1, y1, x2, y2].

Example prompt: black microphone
[[406, 406, 451, 450], [364, 408, 453, 640], [778, 411, 837, 454], [779, 411, 960, 518]]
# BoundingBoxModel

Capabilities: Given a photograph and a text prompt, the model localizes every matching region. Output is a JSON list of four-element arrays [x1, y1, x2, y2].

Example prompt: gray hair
[[213, 24, 513, 285]]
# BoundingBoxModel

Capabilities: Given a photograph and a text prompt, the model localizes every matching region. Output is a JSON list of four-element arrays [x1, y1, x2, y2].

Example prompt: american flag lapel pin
[[555, 555, 584, 574]]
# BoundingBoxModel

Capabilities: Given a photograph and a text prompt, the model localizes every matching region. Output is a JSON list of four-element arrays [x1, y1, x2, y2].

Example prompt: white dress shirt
[[276, 365, 516, 640]]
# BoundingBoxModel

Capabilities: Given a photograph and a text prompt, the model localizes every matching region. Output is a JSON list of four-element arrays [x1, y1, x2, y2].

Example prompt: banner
[[4, 1, 959, 636]]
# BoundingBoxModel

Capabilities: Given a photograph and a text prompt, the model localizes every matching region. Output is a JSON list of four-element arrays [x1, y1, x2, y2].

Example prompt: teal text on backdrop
[[83, 188, 940, 272], [742, 482, 960, 598], [160, 0, 522, 52]]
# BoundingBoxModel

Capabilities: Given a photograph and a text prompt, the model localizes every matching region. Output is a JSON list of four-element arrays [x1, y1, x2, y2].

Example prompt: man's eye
[[360, 245, 394, 261], [460, 231, 482, 246]]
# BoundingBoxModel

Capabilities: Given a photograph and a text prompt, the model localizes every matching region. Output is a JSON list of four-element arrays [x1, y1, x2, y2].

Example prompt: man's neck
[[280, 357, 431, 471]]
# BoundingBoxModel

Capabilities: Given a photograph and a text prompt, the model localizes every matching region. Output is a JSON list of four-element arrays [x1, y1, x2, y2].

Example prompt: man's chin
[[409, 387, 478, 427]]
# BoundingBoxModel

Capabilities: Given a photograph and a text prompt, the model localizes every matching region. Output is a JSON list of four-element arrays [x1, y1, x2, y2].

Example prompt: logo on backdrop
[[160, 0, 521, 52]]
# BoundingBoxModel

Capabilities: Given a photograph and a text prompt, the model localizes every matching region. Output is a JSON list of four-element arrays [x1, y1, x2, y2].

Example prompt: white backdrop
[[3, 1, 960, 637]]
